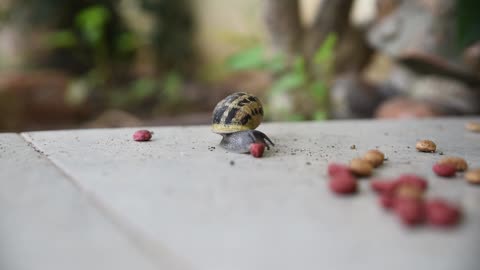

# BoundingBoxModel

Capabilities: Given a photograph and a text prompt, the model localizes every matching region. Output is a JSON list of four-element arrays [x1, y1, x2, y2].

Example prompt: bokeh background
[[0, 0, 479, 132]]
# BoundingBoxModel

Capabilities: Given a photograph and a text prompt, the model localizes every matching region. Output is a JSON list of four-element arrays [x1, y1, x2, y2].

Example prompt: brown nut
[[438, 156, 468, 171], [416, 140, 436, 152], [395, 184, 424, 200], [349, 158, 373, 177], [465, 169, 480, 184], [363, 149, 385, 167], [465, 122, 480, 133]]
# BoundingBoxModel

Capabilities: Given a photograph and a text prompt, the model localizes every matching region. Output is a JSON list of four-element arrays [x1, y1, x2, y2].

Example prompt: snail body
[[212, 92, 274, 153]]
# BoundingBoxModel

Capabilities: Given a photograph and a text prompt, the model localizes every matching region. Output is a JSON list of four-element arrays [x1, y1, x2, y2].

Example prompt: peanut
[[438, 156, 468, 171], [363, 149, 385, 167], [465, 169, 480, 184], [416, 139, 436, 152], [349, 158, 373, 177], [465, 122, 480, 133]]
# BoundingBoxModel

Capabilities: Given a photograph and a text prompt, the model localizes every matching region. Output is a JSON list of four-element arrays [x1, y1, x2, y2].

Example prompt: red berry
[[394, 198, 425, 226], [329, 172, 357, 195], [133, 130, 152, 141], [370, 180, 397, 195], [250, 143, 265, 158], [432, 163, 456, 177], [426, 199, 461, 227], [396, 174, 428, 191], [327, 163, 351, 177]]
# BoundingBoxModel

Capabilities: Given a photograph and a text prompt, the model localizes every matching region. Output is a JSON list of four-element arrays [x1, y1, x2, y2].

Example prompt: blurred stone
[[0, 70, 88, 131], [330, 73, 393, 118], [384, 64, 419, 95], [375, 97, 440, 118], [464, 41, 480, 76], [84, 110, 143, 128], [362, 52, 395, 84], [367, 0, 479, 83], [410, 76, 480, 115]]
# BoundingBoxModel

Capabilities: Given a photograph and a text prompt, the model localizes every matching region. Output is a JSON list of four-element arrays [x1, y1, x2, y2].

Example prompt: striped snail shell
[[211, 92, 273, 153], [212, 92, 264, 134]]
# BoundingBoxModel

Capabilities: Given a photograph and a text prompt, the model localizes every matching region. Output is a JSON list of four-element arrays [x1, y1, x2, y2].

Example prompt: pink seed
[[432, 163, 456, 177], [250, 143, 265, 158], [426, 199, 461, 227], [327, 163, 351, 177], [379, 193, 395, 210], [370, 180, 397, 195], [133, 130, 153, 141], [394, 198, 425, 226], [329, 172, 358, 195], [396, 174, 428, 191]]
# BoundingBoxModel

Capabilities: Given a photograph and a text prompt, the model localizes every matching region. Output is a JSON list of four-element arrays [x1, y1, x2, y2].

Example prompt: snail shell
[[211, 92, 264, 134]]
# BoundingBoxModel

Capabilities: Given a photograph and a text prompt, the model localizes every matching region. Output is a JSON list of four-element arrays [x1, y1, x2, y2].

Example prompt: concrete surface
[[1, 117, 480, 270], [0, 134, 157, 270]]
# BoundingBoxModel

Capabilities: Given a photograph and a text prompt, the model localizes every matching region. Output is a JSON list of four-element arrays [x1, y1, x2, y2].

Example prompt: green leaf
[[293, 56, 306, 74], [226, 46, 266, 71], [130, 78, 157, 100], [314, 33, 337, 65], [287, 113, 305, 122], [164, 72, 182, 102], [456, 0, 480, 49], [313, 110, 328, 121], [116, 32, 137, 53], [310, 80, 327, 98], [263, 54, 287, 72], [75, 5, 110, 45], [270, 72, 305, 95], [49, 30, 77, 48]]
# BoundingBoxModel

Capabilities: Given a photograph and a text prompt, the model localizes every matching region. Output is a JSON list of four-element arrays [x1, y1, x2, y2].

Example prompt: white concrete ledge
[[2, 117, 480, 270]]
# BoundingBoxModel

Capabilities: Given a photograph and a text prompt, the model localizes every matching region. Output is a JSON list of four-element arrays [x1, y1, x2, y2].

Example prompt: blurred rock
[[375, 97, 440, 118], [464, 41, 480, 76], [410, 76, 480, 115], [330, 73, 394, 118], [362, 52, 395, 84], [84, 109, 143, 128], [367, 0, 479, 84], [0, 70, 89, 131]]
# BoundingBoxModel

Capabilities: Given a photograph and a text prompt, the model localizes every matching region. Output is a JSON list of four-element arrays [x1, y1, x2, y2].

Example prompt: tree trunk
[[263, 0, 303, 56], [304, 0, 354, 57]]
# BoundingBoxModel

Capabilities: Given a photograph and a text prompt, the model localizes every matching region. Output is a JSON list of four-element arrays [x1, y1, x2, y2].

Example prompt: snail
[[212, 92, 274, 153]]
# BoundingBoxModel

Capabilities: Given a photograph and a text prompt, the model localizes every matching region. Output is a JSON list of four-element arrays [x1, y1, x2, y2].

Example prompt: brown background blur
[[0, 0, 479, 132]]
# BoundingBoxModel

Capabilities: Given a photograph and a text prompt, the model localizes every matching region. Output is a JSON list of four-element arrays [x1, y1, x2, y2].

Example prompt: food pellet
[[379, 193, 395, 209], [349, 158, 373, 177], [432, 163, 457, 177], [395, 184, 424, 200], [465, 122, 480, 133], [363, 149, 385, 167], [327, 163, 351, 177], [133, 130, 153, 141], [329, 172, 357, 195], [249, 143, 265, 158], [416, 140, 436, 153], [394, 198, 425, 226], [426, 199, 461, 227], [465, 169, 480, 184], [370, 180, 396, 195], [438, 156, 468, 171], [396, 174, 428, 191]]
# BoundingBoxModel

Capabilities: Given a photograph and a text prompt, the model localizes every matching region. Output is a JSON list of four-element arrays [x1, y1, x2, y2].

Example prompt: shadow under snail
[[212, 92, 274, 153]]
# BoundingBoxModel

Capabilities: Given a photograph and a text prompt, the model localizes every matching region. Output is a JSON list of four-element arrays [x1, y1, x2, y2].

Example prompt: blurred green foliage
[[226, 33, 337, 121], [139, 0, 195, 72], [456, 0, 480, 50], [5, 0, 194, 116]]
